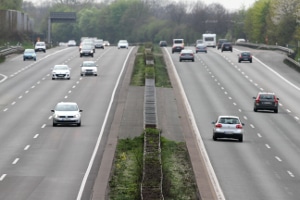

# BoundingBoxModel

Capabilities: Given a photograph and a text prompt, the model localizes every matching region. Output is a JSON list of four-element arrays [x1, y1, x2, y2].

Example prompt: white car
[[67, 40, 77, 46], [51, 102, 82, 126], [80, 61, 98, 76], [212, 116, 244, 142], [35, 41, 46, 53], [117, 40, 129, 49], [52, 64, 71, 80]]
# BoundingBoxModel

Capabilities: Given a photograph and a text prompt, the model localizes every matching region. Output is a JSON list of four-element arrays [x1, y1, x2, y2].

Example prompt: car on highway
[[103, 40, 110, 46], [51, 102, 82, 126], [52, 64, 71, 80], [159, 40, 167, 47], [80, 45, 94, 57], [94, 39, 104, 49], [238, 51, 252, 63], [23, 49, 36, 61], [35, 41, 46, 53], [179, 49, 194, 62], [217, 38, 228, 49], [117, 40, 129, 49], [195, 44, 207, 53], [67, 40, 77, 46], [212, 115, 244, 142], [195, 39, 203, 46], [253, 92, 279, 113], [221, 42, 232, 52], [80, 60, 98, 76], [172, 38, 184, 53]]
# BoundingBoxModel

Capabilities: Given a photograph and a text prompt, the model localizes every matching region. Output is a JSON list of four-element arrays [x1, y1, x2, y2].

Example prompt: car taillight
[[236, 124, 243, 129], [215, 123, 222, 128]]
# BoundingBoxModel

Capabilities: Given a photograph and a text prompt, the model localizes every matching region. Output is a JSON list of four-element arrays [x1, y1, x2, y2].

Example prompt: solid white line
[[76, 47, 134, 200]]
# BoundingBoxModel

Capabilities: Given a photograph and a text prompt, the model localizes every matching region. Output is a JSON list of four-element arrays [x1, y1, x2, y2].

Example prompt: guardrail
[[235, 41, 300, 68], [0, 45, 24, 57]]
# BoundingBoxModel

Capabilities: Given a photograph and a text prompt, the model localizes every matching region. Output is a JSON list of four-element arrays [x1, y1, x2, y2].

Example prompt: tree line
[[2, 0, 300, 49]]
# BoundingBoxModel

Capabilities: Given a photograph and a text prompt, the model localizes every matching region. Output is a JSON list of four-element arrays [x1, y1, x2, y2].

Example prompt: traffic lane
[[169, 48, 300, 199], [196, 48, 300, 199], [0, 47, 133, 199]]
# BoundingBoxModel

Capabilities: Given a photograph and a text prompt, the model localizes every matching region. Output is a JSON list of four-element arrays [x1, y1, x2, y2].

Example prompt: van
[[35, 41, 46, 53], [172, 39, 184, 53]]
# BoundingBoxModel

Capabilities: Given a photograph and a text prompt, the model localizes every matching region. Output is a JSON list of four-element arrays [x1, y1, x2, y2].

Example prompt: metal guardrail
[[235, 41, 300, 68], [0, 45, 24, 57]]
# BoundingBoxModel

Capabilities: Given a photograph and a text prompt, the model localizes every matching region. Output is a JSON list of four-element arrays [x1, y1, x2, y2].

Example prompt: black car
[[80, 45, 94, 57], [217, 39, 227, 49], [253, 92, 279, 113], [238, 51, 252, 63], [159, 41, 167, 47], [221, 42, 232, 52]]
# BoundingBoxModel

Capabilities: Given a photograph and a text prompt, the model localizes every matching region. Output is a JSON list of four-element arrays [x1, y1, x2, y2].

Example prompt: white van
[[172, 39, 184, 53], [202, 34, 216, 48], [35, 41, 46, 53]]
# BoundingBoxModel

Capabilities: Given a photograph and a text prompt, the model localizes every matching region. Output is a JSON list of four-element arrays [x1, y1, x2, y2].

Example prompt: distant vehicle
[[179, 49, 194, 62], [80, 45, 94, 57], [217, 39, 227, 49], [253, 92, 279, 113], [221, 42, 232, 52], [159, 41, 167, 47], [94, 39, 104, 49], [103, 41, 110, 46], [67, 40, 77, 46], [51, 102, 82, 126], [80, 60, 98, 76], [172, 39, 184, 53], [80, 38, 95, 52], [238, 51, 252, 63], [212, 115, 244, 142], [52, 64, 71, 80], [35, 41, 46, 53], [195, 44, 207, 53], [202, 33, 216, 48], [195, 39, 203, 46], [23, 49, 36, 61], [117, 40, 129, 49], [236, 38, 246, 43]]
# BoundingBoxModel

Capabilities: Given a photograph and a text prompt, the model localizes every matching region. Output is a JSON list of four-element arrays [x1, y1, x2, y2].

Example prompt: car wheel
[[95, 74, 97, 76], [239, 136, 243, 142], [80, 54, 82, 57], [52, 78, 55, 80], [254, 107, 257, 112], [274, 109, 278, 113], [53, 122, 57, 126], [213, 134, 217, 141], [23, 58, 26, 61], [192, 59, 194, 62], [77, 122, 81, 126], [91, 54, 94, 57], [250, 60, 252, 63], [34, 58, 36, 61], [238, 60, 241, 63]]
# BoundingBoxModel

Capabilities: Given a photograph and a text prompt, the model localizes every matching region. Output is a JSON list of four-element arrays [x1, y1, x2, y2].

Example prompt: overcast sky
[[25, 0, 257, 11]]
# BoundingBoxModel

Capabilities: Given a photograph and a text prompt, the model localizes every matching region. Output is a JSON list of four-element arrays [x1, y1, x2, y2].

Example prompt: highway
[[0, 46, 133, 200], [166, 46, 300, 200]]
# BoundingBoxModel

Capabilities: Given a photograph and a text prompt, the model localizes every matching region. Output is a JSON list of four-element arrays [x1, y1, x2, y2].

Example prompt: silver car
[[80, 61, 98, 76], [52, 64, 70, 80], [212, 116, 244, 142], [51, 102, 82, 126], [179, 49, 194, 62]]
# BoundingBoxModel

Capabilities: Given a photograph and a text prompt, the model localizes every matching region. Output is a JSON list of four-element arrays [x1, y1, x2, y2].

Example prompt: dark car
[[80, 45, 94, 57], [217, 39, 227, 49], [238, 51, 252, 63], [253, 92, 279, 113], [159, 41, 167, 47], [179, 49, 194, 62], [221, 42, 232, 52]]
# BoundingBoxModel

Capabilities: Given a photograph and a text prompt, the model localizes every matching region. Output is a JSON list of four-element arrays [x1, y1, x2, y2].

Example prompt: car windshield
[[54, 65, 68, 70], [25, 49, 34, 53], [82, 62, 96, 67], [55, 104, 78, 111], [219, 117, 239, 124], [242, 52, 250, 56]]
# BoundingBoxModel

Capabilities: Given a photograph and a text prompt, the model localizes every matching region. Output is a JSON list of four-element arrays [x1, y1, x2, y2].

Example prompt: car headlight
[[80, 50, 83, 53]]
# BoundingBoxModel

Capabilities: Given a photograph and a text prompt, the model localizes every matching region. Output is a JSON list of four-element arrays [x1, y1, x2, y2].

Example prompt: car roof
[[181, 49, 193, 52], [218, 115, 240, 119]]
